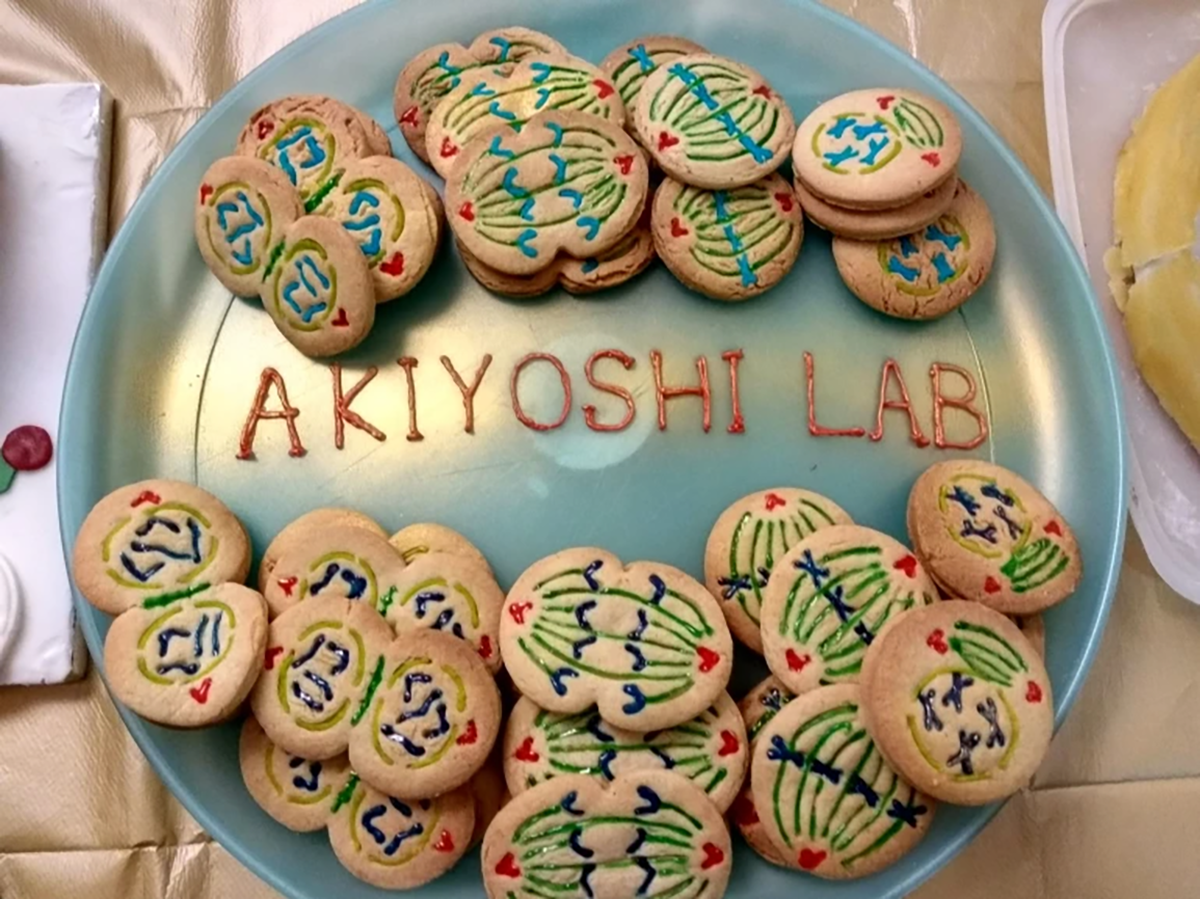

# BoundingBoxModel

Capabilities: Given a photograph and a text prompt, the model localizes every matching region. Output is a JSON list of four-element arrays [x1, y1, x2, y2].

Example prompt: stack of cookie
[[193, 94, 444, 358], [792, 88, 997, 320]]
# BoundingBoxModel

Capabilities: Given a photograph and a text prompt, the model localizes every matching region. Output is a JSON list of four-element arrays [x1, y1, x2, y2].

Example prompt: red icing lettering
[[583, 350, 636, 432], [331, 364, 386, 450], [774, 191, 794, 212], [514, 736, 540, 762], [440, 354, 493, 434], [456, 719, 478, 745], [614, 154, 635, 175], [697, 646, 720, 673], [798, 848, 827, 870], [786, 649, 811, 671], [734, 795, 759, 826], [926, 629, 949, 654], [440, 136, 459, 158], [399, 105, 420, 128], [752, 84, 772, 99], [930, 363, 988, 450], [718, 730, 739, 756], [458, 201, 475, 222], [199, 183, 213, 204], [657, 131, 680, 151], [277, 576, 298, 597], [877, 95, 896, 110], [237, 367, 306, 460], [764, 493, 787, 511], [433, 830, 455, 853], [189, 677, 213, 704], [396, 357, 424, 442], [511, 353, 572, 432], [805, 352, 865, 438], [257, 118, 274, 140], [1045, 520, 1063, 536], [921, 152, 941, 167], [131, 490, 161, 508], [701, 843, 725, 870], [984, 576, 1002, 594], [379, 252, 405, 277], [495, 853, 521, 878], [592, 79, 615, 99], [1026, 681, 1043, 703], [721, 350, 746, 434], [869, 358, 930, 447], [670, 217, 689, 238], [508, 602, 533, 625], [651, 350, 711, 432], [331, 309, 350, 327], [893, 554, 919, 579], [264, 646, 284, 670], [478, 634, 493, 659]]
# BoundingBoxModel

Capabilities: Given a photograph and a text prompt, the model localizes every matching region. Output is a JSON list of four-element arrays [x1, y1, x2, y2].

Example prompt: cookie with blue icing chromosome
[[832, 180, 996, 320], [482, 771, 733, 899], [600, 35, 709, 110], [501, 547, 734, 731], [793, 171, 958, 241], [258, 507, 388, 594], [732, 675, 798, 868]]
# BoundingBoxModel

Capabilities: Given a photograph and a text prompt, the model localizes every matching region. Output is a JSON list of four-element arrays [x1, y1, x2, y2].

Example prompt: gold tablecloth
[[2, 1, 1196, 897]]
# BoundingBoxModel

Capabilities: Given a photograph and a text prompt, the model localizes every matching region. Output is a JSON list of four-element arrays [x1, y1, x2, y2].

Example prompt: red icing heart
[[264, 646, 284, 670], [752, 84, 773, 99], [399, 105, 420, 127], [592, 79, 615, 99], [614, 154, 635, 175], [380, 252, 405, 277], [440, 136, 459, 158], [458, 201, 475, 222], [921, 152, 941, 167], [700, 842, 725, 870], [786, 649, 811, 672], [774, 192, 794, 212], [495, 852, 521, 878], [697, 646, 720, 673], [670, 217, 689, 238], [277, 576, 298, 597], [984, 576, 1002, 594], [764, 492, 787, 511], [478, 635, 493, 659], [734, 795, 759, 826], [1045, 520, 1063, 536], [508, 601, 533, 624], [718, 730, 739, 756], [1, 425, 52, 471], [257, 118, 274, 140], [877, 95, 896, 110], [798, 848, 827, 870], [893, 555, 919, 579], [456, 719, 478, 745], [434, 830, 455, 853], [1026, 681, 1043, 703], [331, 309, 350, 328], [926, 629, 949, 654], [657, 131, 680, 151], [189, 678, 213, 704], [514, 736, 540, 763], [131, 490, 161, 507], [199, 183, 214, 204]]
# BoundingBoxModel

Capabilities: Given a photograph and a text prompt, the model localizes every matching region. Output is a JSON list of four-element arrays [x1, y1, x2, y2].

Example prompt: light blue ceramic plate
[[58, 0, 1127, 896]]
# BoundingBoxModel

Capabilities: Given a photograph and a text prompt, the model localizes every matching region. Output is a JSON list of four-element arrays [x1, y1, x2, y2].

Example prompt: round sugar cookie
[[388, 522, 491, 572], [313, 156, 441, 302], [652, 173, 803, 300], [751, 684, 936, 877], [72, 479, 251, 616], [833, 180, 996, 320], [760, 525, 938, 695], [1014, 613, 1046, 659], [258, 215, 376, 358], [194, 156, 303, 297], [469, 752, 510, 848], [457, 238, 564, 298], [503, 692, 747, 812], [348, 629, 501, 799], [445, 111, 649, 276], [258, 507, 387, 594], [239, 716, 353, 832], [251, 595, 394, 760], [103, 581, 268, 727], [482, 772, 733, 899], [327, 777, 475, 889], [393, 27, 568, 163], [859, 600, 1053, 805], [794, 171, 957, 240], [704, 487, 853, 653], [633, 53, 795, 189], [502, 547, 734, 732], [425, 53, 627, 179], [353, 108, 393, 157], [600, 35, 709, 108], [793, 88, 961, 210], [732, 676, 798, 868], [907, 459, 1082, 613]]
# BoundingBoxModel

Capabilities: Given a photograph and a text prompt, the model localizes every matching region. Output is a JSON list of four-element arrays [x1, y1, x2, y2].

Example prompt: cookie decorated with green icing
[[103, 581, 268, 727], [793, 88, 962, 210], [794, 171, 957, 241], [907, 460, 1082, 614], [501, 547, 733, 731], [425, 53, 627, 179], [652, 172, 803, 300], [833, 180, 996, 320], [446, 111, 649, 276], [263, 524, 406, 619], [348, 629, 501, 799], [503, 692, 747, 812], [72, 479, 251, 616], [704, 487, 853, 653], [251, 594, 394, 760], [194, 156, 303, 297], [381, 551, 505, 674], [633, 53, 795, 189], [732, 676, 798, 868], [760, 525, 939, 695], [313, 155, 442, 303], [482, 771, 733, 899], [750, 683, 936, 878], [599, 35, 708, 109], [236, 95, 373, 202], [860, 600, 1053, 805], [258, 508, 387, 594], [393, 28, 568, 163], [327, 776, 475, 889], [389, 522, 492, 572], [239, 716, 354, 832], [258, 215, 376, 358]]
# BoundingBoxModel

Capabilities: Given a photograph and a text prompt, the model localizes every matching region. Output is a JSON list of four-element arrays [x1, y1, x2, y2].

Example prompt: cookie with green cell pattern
[[705, 487, 853, 653], [258, 508, 387, 594], [388, 522, 492, 573], [860, 600, 1053, 805], [750, 683, 935, 878], [600, 35, 708, 109], [446, 111, 649, 277], [732, 676, 799, 869], [633, 53, 795, 189], [425, 52, 627, 180], [394, 28, 568, 164], [759, 524, 938, 696]]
